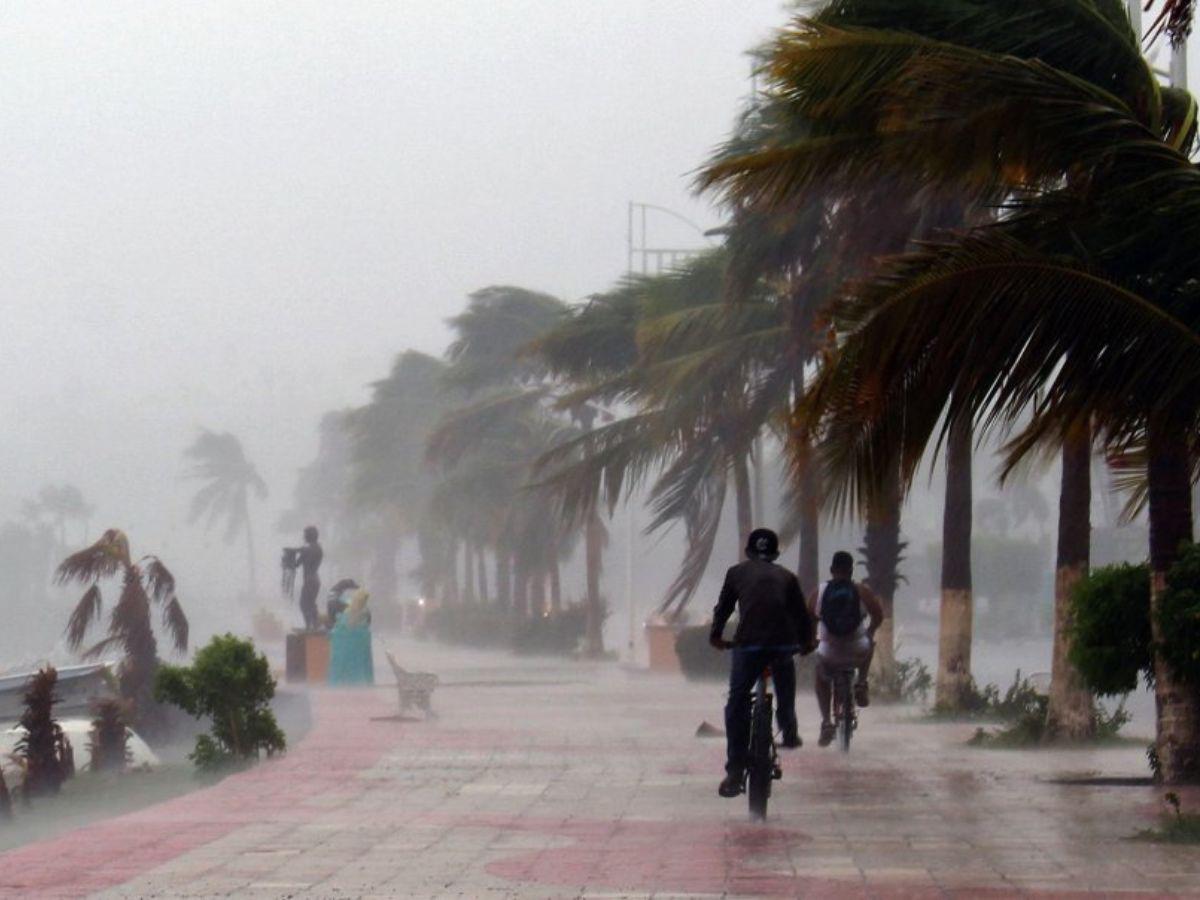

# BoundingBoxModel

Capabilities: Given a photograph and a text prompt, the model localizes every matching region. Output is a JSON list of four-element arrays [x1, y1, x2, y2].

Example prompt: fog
[[0, 2, 1164, 706], [0, 0, 786, 651]]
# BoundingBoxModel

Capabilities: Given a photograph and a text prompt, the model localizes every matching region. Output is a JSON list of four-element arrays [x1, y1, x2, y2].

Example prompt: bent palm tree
[[185, 430, 268, 598], [58, 529, 188, 727]]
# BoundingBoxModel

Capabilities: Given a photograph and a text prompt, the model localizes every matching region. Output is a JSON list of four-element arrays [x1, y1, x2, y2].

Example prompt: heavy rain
[[1, 2, 1199, 897]]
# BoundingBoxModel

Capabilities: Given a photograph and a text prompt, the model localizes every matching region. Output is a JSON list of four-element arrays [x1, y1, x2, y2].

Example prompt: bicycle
[[745, 665, 782, 819], [830, 664, 858, 752]]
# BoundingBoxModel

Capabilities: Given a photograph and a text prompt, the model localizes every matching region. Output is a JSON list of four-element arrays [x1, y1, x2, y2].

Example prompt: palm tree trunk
[[584, 513, 605, 657], [370, 531, 399, 607], [936, 418, 974, 710], [864, 461, 902, 682], [1045, 422, 1096, 740], [462, 543, 476, 604], [530, 566, 547, 616], [242, 498, 257, 600], [549, 558, 562, 613], [797, 434, 820, 595], [477, 547, 489, 604], [1148, 413, 1200, 782], [496, 550, 512, 610], [733, 456, 753, 555], [753, 436, 766, 527], [512, 554, 528, 617], [445, 541, 459, 606]]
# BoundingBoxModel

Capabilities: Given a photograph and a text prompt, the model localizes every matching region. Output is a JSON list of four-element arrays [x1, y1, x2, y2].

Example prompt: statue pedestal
[[285, 630, 331, 683]]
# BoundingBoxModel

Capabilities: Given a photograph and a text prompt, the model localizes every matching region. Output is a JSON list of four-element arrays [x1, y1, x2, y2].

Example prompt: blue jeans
[[724, 647, 798, 774]]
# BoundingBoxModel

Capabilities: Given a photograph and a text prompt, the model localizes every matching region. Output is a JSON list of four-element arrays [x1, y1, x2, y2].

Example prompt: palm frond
[[55, 530, 129, 586], [806, 228, 1200, 516], [141, 558, 176, 605], [64, 585, 102, 650], [81, 635, 124, 662], [160, 597, 189, 654], [1147, 0, 1195, 45]]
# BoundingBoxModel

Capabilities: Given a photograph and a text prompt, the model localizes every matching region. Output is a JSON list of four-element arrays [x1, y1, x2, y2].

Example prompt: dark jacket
[[710, 557, 813, 648]]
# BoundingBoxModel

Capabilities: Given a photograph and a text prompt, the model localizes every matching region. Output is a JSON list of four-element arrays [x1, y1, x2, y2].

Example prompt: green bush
[[513, 606, 588, 656], [1158, 544, 1200, 686], [154, 634, 286, 772], [876, 656, 933, 705], [420, 605, 514, 649], [1069, 562, 1152, 696]]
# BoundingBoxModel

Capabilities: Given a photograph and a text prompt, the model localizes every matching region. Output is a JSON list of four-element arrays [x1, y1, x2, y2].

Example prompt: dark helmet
[[745, 528, 780, 561], [830, 550, 854, 576]]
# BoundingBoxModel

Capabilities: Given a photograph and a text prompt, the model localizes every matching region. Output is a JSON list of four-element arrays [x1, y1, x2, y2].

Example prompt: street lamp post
[[622, 202, 714, 663]]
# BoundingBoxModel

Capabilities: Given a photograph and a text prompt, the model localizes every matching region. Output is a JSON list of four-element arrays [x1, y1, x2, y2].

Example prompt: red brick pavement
[[0, 689, 396, 898]]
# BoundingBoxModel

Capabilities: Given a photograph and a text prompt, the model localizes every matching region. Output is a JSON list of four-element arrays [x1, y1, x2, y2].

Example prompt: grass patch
[[0, 763, 204, 852], [1134, 793, 1200, 843]]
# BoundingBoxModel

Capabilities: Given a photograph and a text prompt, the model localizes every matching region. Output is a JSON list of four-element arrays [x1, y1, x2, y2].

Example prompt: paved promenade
[[0, 639, 1196, 898]]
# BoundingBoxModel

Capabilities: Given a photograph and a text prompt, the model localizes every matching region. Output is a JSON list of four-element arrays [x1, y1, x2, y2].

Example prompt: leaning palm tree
[[58, 529, 188, 727], [705, 11, 1200, 773], [702, 0, 1198, 730], [184, 430, 268, 598]]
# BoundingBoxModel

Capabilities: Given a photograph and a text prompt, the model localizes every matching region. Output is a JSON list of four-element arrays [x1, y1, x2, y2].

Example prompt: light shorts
[[816, 636, 871, 679]]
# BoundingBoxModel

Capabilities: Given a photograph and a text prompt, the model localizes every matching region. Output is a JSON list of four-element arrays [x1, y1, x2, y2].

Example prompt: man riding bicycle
[[812, 550, 885, 747], [710, 528, 814, 798]]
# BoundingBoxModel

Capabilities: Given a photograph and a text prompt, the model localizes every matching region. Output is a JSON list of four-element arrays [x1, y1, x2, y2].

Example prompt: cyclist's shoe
[[818, 722, 837, 747], [771, 764, 783, 780], [718, 771, 744, 798], [854, 681, 870, 708], [780, 729, 802, 749]]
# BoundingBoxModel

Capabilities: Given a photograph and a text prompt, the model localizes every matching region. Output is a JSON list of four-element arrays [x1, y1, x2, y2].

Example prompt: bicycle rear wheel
[[747, 698, 773, 819], [835, 673, 853, 753]]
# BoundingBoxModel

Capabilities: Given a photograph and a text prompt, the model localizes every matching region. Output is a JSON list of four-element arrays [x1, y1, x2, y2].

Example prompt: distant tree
[[58, 529, 189, 727], [184, 430, 268, 597], [23, 484, 93, 555]]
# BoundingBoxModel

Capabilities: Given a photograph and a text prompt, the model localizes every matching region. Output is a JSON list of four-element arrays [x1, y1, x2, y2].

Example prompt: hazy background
[[0, 1, 785, 619], [0, 2, 1167, 701]]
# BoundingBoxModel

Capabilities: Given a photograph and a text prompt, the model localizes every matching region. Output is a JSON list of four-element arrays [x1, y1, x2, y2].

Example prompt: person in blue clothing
[[328, 588, 375, 686], [709, 528, 814, 798]]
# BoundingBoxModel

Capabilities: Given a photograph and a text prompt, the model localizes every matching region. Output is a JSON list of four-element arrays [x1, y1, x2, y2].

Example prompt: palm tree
[[58, 529, 188, 727], [184, 430, 268, 598], [345, 351, 454, 605], [536, 252, 789, 618], [703, 7, 1200, 773], [24, 484, 93, 556]]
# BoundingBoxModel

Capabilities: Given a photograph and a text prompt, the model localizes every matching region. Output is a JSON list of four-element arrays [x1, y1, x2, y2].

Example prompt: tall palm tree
[[705, 7, 1200, 773], [345, 351, 454, 604], [58, 529, 188, 727], [184, 430, 268, 598], [536, 251, 788, 617]]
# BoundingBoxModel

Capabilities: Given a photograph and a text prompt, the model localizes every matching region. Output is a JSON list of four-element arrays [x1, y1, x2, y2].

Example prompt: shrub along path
[[0, 639, 1196, 898]]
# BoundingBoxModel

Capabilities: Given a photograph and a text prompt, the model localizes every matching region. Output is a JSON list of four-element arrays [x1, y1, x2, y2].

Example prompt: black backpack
[[820, 580, 863, 637]]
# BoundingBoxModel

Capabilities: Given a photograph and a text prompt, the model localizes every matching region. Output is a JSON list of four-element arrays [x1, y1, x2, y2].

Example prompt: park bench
[[383, 649, 438, 719]]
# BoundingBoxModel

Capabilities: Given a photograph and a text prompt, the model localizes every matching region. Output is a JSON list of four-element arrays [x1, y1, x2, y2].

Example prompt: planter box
[[645, 622, 682, 673]]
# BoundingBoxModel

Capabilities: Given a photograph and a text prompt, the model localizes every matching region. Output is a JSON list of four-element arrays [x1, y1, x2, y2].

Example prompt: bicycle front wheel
[[747, 702, 773, 819]]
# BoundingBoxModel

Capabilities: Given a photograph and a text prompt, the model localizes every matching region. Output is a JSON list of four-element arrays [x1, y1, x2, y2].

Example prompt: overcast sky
[[0, 1, 788, 593]]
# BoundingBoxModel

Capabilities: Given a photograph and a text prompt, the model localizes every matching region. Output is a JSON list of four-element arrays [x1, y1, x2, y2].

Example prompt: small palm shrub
[[88, 699, 131, 773], [16, 667, 72, 799], [0, 765, 12, 821], [154, 634, 286, 772]]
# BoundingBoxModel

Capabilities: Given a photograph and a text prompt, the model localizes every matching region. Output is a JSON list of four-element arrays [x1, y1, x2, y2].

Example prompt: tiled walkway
[[1, 640, 1195, 898]]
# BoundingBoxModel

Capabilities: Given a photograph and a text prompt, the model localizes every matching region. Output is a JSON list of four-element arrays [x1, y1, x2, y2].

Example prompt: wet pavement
[[0, 637, 1195, 898]]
